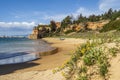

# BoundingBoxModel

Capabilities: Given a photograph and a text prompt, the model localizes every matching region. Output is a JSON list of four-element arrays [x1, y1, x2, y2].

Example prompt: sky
[[0, 0, 120, 36]]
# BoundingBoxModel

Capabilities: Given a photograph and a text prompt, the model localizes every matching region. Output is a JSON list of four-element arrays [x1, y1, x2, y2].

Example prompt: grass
[[77, 75, 88, 80], [49, 31, 120, 40], [99, 63, 108, 77], [52, 31, 120, 80], [100, 20, 120, 32], [109, 47, 119, 57]]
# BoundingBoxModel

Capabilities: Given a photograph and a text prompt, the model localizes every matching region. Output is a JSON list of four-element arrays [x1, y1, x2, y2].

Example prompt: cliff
[[28, 20, 110, 39], [28, 27, 45, 39], [63, 20, 109, 32]]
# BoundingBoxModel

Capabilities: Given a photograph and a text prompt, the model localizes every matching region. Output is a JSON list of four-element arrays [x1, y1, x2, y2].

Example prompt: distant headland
[[28, 8, 120, 39]]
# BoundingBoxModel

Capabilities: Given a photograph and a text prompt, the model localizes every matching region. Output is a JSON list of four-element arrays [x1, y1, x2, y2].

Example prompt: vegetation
[[64, 30, 75, 34], [61, 16, 72, 29], [100, 19, 120, 32], [60, 8, 120, 33], [50, 20, 57, 32], [53, 35, 120, 80], [32, 8, 120, 80], [33, 8, 120, 38]]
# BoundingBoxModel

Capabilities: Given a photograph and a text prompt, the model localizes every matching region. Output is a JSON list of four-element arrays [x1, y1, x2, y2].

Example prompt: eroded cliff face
[[28, 26, 50, 39], [28, 29, 39, 39], [28, 20, 110, 39], [86, 20, 110, 30], [64, 20, 110, 32]]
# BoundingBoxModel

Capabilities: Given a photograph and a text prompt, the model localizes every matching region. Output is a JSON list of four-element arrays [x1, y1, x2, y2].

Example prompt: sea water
[[0, 37, 53, 65]]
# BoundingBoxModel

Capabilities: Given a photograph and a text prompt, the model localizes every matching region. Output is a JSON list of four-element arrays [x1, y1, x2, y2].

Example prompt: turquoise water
[[0, 38, 36, 53], [0, 38, 53, 65]]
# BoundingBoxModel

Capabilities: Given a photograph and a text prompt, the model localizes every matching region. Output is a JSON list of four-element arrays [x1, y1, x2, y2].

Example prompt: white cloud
[[42, 7, 102, 21], [0, 22, 36, 29], [11, 7, 103, 24], [73, 7, 102, 17], [43, 14, 67, 21], [99, 0, 120, 11], [8, 0, 120, 25]]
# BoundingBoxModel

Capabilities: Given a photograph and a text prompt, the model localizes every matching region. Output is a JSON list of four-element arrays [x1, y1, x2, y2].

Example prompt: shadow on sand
[[0, 62, 40, 75]]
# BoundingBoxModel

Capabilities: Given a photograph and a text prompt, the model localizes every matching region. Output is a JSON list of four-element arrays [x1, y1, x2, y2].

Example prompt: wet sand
[[0, 38, 87, 79], [0, 38, 120, 80]]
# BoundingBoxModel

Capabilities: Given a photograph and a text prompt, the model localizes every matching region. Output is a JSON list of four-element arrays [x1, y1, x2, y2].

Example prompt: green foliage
[[59, 39, 115, 79], [77, 75, 88, 80], [111, 10, 120, 20], [53, 35, 120, 80], [64, 30, 75, 34], [61, 16, 72, 29], [75, 14, 88, 24], [100, 20, 120, 32], [109, 47, 119, 57], [88, 14, 101, 22], [50, 20, 57, 32], [102, 8, 113, 19], [79, 66, 87, 73], [99, 63, 108, 77], [33, 8, 120, 37], [83, 54, 95, 66]]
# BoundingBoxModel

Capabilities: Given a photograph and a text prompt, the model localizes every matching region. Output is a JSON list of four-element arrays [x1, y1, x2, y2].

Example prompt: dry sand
[[0, 38, 87, 80], [0, 38, 120, 80], [109, 53, 120, 80]]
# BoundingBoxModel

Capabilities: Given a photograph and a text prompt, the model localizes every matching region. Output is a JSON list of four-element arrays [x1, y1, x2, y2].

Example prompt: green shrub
[[64, 30, 75, 34], [99, 63, 108, 77], [77, 75, 88, 80], [100, 20, 120, 32], [78, 66, 87, 73], [57, 39, 118, 80], [109, 47, 119, 57], [83, 55, 95, 66]]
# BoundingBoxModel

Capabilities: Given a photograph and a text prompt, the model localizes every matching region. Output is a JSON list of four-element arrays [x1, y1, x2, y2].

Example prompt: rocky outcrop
[[28, 27, 48, 39], [28, 20, 110, 39], [55, 22, 61, 29], [28, 27, 40, 39], [63, 20, 110, 32], [86, 20, 110, 30]]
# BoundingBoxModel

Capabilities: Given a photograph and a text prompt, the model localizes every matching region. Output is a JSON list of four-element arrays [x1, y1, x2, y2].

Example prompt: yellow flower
[[81, 48, 86, 54], [61, 71, 67, 77], [52, 69, 57, 74]]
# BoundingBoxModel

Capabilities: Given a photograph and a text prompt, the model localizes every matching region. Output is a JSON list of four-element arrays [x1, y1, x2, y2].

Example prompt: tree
[[61, 16, 72, 29], [50, 20, 57, 32], [107, 8, 113, 18], [77, 14, 84, 23], [88, 14, 97, 22]]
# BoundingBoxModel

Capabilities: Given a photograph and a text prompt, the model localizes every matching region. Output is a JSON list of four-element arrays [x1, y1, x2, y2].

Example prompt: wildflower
[[81, 48, 86, 54]]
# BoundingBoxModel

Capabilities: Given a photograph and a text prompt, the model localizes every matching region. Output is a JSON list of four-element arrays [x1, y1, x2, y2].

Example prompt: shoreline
[[0, 38, 120, 80], [0, 38, 87, 80]]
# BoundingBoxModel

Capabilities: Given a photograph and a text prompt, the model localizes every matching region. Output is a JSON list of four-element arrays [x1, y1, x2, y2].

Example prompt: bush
[[109, 47, 119, 57], [56, 39, 119, 80], [77, 75, 88, 80], [100, 20, 120, 32], [99, 63, 108, 77], [64, 30, 75, 34]]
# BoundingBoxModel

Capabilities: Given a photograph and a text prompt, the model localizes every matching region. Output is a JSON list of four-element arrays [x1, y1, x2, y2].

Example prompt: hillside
[[29, 8, 120, 39], [100, 19, 120, 32]]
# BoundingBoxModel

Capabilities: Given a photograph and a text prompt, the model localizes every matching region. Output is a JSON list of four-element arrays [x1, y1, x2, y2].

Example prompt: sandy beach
[[0, 38, 87, 80], [1, 38, 120, 80]]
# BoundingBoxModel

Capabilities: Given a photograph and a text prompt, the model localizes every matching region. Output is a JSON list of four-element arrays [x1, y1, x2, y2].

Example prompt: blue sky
[[0, 0, 120, 36]]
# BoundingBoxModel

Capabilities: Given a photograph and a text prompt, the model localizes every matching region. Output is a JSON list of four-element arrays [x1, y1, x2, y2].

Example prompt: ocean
[[0, 37, 53, 65]]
